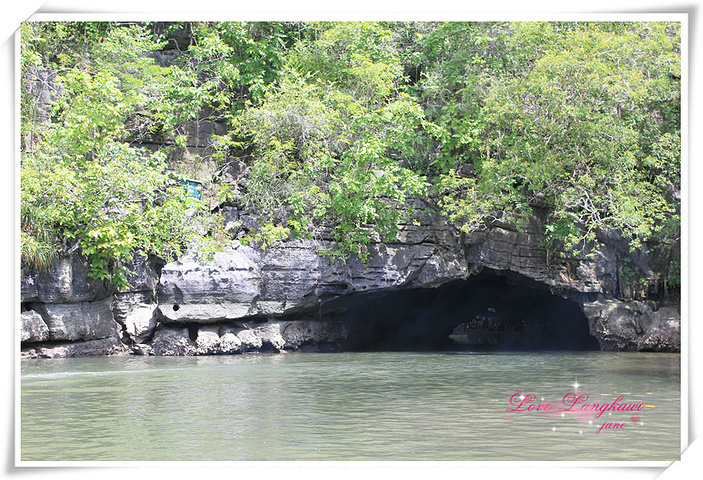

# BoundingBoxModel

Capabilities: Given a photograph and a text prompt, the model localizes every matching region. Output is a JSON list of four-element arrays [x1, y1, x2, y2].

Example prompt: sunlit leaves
[[21, 20, 681, 278], [21, 142, 202, 289], [465, 21, 680, 255], [20, 22, 224, 288], [236, 24, 432, 259], [48, 69, 127, 158]]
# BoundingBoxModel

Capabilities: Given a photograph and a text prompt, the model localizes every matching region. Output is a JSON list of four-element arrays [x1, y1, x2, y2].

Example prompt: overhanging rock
[[20, 208, 680, 355], [157, 234, 468, 323]]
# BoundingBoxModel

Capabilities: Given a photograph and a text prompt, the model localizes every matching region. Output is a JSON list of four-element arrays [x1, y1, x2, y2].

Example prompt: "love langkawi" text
[[506, 392, 645, 434]]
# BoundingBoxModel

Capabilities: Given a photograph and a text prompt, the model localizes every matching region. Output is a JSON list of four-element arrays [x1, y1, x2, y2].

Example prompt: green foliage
[[667, 261, 681, 288], [410, 22, 516, 172], [20, 22, 227, 288], [21, 20, 681, 283], [423, 22, 680, 263], [241, 222, 292, 250], [20, 231, 59, 273], [236, 24, 433, 259], [288, 22, 402, 100], [21, 144, 202, 289], [173, 21, 302, 117], [435, 167, 530, 233]]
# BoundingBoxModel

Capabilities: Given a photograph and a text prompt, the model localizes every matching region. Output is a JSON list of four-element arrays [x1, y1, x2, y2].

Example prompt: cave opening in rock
[[337, 269, 600, 352]]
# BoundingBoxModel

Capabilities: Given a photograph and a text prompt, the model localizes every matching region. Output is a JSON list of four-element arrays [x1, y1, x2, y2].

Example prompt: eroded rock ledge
[[20, 208, 680, 358]]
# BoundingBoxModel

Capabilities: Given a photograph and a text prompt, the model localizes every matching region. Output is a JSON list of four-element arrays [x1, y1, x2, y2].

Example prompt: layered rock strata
[[19, 54, 680, 358], [20, 207, 680, 357], [20, 255, 129, 358]]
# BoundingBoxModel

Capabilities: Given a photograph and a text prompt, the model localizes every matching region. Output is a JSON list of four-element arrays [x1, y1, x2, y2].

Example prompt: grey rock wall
[[111, 255, 163, 344], [157, 201, 468, 325], [138, 319, 346, 356], [463, 217, 618, 296], [21, 311, 49, 343], [21, 337, 129, 359], [21, 255, 127, 358], [583, 300, 680, 352], [22, 255, 111, 304], [20, 208, 680, 357], [32, 298, 116, 341]]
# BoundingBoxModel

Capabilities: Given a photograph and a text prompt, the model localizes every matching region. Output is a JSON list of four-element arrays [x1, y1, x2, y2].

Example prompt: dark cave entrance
[[335, 269, 600, 352]]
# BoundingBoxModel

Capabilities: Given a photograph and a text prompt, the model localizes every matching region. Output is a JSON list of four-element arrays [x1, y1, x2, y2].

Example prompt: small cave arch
[[336, 269, 600, 352]]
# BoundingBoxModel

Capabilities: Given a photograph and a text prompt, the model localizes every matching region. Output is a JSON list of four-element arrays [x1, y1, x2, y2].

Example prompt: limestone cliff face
[[21, 255, 129, 358], [583, 300, 680, 352], [158, 203, 466, 323], [19, 36, 680, 358], [20, 199, 680, 358]]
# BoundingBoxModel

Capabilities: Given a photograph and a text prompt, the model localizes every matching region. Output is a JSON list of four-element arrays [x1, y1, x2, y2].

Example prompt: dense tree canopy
[[20, 21, 681, 295]]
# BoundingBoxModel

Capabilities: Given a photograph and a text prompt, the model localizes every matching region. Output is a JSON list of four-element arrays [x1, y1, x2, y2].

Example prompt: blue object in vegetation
[[180, 179, 203, 200]]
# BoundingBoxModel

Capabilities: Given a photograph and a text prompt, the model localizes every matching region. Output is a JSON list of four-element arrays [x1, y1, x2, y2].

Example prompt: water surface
[[21, 351, 680, 461]]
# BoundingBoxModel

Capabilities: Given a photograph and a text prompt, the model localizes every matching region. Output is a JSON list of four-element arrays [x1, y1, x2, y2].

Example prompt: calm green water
[[21, 351, 680, 462]]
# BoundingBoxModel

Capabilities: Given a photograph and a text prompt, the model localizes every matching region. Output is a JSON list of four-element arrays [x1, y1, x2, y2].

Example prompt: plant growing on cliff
[[20, 20, 681, 290], [20, 22, 227, 288], [21, 142, 206, 289], [230, 21, 679, 271], [430, 22, 680, 259], [234, 22, 434, 259]]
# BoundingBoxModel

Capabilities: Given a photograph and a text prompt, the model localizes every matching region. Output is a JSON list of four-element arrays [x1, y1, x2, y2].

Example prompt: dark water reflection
[[21, 351, 680, 461]]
